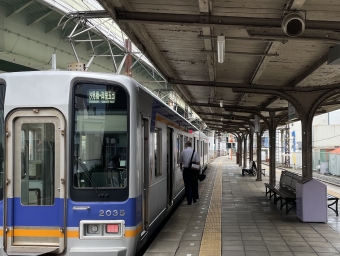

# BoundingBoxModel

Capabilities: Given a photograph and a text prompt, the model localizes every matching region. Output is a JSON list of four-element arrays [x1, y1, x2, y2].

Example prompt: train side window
[[184, 136, 188, 144], [154, 127, 162, 177]]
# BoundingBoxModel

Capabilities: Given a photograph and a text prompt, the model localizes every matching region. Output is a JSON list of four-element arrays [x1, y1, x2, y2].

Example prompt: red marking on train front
[[106, 224, 119, 233]]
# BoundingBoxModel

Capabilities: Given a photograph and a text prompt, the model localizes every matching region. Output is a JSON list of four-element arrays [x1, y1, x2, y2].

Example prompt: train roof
[[0, 70, 136, 85], [0, 71, 201, 132], [136, 81, 201, 132]]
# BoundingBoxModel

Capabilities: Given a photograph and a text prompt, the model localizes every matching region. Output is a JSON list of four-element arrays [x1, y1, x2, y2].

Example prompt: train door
[[166, 127, 173, 209], [141, 117, 149, 238], [5, 109, 66, 255]]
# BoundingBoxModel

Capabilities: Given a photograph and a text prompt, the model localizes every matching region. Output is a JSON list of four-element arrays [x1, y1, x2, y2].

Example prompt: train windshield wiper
[[76, 158, 108, 197]]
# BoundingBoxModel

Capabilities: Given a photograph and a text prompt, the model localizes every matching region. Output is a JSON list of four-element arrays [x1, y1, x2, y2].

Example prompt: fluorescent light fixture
[[220, 100, 223, 107], [217, 36, 225, 63]]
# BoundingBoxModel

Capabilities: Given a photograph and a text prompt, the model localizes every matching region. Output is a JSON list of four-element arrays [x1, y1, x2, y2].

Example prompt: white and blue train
[[0, 71, 209, 256]]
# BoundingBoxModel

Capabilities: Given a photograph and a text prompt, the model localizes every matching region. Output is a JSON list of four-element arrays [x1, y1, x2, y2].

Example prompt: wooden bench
[[242, 161, 256, 176], [265, 171, 339, 215]]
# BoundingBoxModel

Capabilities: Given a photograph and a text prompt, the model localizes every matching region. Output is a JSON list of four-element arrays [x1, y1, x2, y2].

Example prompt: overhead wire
[[312, 134, 340, 143]]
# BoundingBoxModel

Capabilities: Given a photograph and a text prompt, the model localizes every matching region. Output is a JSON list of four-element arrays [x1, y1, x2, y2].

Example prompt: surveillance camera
[[281, 12, 305, 37]]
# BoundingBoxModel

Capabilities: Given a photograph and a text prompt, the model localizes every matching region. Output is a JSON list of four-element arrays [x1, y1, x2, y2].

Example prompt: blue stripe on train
[[0, 200, 3, 224], [4, 196, 142, 228], [67, 196, 142, 227], [7, 198, 63, 227]]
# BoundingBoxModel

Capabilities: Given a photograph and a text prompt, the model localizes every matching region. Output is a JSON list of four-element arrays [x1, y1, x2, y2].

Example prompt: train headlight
[[80, 220, 125, 239], [87, 224, 99, 234]]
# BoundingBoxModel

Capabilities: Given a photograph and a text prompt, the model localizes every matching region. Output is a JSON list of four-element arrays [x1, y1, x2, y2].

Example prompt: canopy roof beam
[[116, 11, 340, 32]]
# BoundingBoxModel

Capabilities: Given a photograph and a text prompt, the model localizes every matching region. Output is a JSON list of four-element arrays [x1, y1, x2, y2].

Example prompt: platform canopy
[[97, 0, 340, 134]]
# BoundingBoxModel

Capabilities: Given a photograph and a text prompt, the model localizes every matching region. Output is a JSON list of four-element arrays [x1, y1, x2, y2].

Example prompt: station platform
[[144, 156, 340, 256]]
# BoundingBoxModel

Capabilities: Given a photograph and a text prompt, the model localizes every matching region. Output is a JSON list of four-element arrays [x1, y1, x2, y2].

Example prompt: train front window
[[72, 82, 129, 201]]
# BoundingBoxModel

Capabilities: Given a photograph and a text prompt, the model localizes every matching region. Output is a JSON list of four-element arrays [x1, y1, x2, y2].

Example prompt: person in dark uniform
[[179, 141, 200, 205], [109, 155, 120, 169]]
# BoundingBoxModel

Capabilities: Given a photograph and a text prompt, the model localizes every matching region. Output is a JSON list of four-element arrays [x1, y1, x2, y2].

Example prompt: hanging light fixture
[[220, 100, 223, 107], [217, 35, 225, 63]]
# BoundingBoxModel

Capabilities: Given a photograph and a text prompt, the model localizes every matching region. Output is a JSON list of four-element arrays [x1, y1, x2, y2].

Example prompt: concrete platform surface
[[144, 156, 340, 256]]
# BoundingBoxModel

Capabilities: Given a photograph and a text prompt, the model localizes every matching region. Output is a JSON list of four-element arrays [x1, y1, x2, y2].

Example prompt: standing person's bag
[[191, 163, 200, 171], [189, 150, 200, 171], [189, 150, 206, 181]]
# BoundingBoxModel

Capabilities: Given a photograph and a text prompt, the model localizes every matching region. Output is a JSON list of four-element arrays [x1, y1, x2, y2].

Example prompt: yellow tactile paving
[[328, 189, 340, 198], [204, 224, 221, 227], [201, 239, 221, 246], [199, 251, 220, 256], [199, 159, 222, 256], [201, 234, 221, 240]]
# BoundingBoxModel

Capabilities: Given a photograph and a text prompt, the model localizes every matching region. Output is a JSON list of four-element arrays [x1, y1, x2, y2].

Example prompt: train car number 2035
[[99, 209, 126, 217]]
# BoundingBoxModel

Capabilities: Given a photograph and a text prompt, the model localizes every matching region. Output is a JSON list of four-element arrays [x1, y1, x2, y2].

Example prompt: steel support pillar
[[301, 119, 313, 178], [280, 129, 284, 165], [214, 132, 217, 158], [236, 136, 239, 164], [226, 88, 340, 180], [268, 113, 276, 186], [256, 132, 262, 181], [284, 90, 336, 178], [243, 134, 247, 167], [218, 133, 221, 157], [215, 132, 221, 158], [249, 128, 254, 161], [238, 135, 243, 167]]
